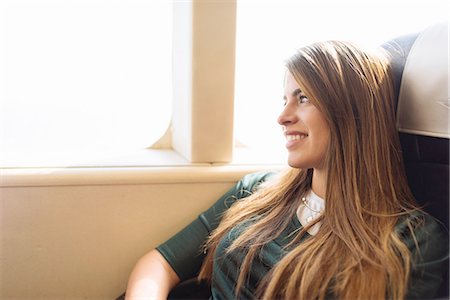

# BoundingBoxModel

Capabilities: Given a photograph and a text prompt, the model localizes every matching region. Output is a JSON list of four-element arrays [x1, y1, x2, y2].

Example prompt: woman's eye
[[298, 95, 309, 104]]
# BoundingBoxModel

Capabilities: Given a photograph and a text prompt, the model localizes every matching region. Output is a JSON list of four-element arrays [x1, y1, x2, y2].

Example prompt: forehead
[[284, 71, 302, 95]]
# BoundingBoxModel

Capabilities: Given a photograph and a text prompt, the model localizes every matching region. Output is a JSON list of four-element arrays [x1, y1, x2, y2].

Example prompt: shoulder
[[235, 170, 279, 197], [396, 211, 449, 265], [399, 212, 449, 298], [196, 171, 279, 231]]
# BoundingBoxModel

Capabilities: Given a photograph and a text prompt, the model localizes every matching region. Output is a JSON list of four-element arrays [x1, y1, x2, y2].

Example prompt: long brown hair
[[199, 41, 419, 299]]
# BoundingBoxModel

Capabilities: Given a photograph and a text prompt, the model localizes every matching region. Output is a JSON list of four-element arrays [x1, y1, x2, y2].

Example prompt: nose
[[277, 101, 298, 126]]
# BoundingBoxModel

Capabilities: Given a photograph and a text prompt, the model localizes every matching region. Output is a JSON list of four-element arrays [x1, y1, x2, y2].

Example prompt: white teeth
[[286, 134, 307, 141]]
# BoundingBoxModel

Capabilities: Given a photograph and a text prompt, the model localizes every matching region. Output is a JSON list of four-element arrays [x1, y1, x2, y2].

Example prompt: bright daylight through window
[[234, 0, 448, 163], [0, 0, 172, 167]]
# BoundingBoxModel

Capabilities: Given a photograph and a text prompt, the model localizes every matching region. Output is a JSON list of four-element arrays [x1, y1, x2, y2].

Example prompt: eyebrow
[[283, 88, 302, 101]]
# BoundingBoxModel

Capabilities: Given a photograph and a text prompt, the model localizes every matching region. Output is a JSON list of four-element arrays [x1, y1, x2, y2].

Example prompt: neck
[[311, 168, 327, 199]]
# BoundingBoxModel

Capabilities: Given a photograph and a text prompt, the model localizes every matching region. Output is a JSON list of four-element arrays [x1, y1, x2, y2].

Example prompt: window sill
[[0, 148, 286, 187], [0, 148, 192, 169]]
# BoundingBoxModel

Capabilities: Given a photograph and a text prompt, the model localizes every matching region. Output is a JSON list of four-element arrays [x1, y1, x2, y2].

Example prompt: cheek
[[308, 111, 330, 140], [309, 126, 330, 170], [318, 134, 330, 162], [319, 125, 330, 146], [310, 114, 330, 154]]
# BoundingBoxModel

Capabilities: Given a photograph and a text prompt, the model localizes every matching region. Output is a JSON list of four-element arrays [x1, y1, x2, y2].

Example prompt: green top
[[157, 171, 449, 299]]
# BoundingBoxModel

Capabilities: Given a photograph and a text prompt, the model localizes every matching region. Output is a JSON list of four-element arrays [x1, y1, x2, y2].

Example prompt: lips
[[284, 130, 308, 149]]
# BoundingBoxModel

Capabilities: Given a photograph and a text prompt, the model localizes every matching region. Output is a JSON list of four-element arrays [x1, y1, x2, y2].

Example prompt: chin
[[287, 157, 305, 169], [288, 163, 306, 169], [287, 154, 318, 170]]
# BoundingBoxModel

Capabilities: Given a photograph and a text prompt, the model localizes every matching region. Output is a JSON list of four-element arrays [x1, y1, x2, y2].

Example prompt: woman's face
[[278, 71, 330, 170]]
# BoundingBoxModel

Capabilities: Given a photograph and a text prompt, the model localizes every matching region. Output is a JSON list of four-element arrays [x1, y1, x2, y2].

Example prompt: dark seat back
[[383, 22, 449, 298]]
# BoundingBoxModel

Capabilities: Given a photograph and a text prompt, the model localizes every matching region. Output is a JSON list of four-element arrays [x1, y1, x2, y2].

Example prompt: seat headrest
[[396, 22, 449, 139]]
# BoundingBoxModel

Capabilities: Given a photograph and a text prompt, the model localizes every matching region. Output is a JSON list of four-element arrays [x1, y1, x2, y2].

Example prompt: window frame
[[168, 0, 237, 163], [0, 0, 287, 187]]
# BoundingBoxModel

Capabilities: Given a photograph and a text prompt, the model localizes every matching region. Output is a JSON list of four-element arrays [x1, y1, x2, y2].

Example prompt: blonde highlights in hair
[[199, 41, 418, 299]]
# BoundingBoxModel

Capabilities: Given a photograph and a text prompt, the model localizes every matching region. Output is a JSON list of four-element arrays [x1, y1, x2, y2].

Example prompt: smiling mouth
[[286, 134, 308, 141]]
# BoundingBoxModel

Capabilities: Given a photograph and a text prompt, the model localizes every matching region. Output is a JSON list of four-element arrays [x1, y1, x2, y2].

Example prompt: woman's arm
[[125, 172, 276, 299], [125, 249, 180, 300]]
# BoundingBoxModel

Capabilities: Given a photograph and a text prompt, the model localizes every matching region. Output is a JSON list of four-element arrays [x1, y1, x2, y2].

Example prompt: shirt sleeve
[[401, 213, 449, 299], [156, 171, 276, 281]]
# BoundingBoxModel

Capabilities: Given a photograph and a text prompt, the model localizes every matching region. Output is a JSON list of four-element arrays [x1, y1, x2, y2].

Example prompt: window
[[0, 0, 172, 167], [234, 0, 447, 163]]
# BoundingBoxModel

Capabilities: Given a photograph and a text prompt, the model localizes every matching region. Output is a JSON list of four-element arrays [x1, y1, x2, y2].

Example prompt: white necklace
[[297, 191, 325, 234], [301, 196, 323, 213], [301, 195, 324, 223]]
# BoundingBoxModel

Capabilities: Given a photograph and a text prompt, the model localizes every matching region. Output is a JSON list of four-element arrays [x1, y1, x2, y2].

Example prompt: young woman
[[125, 41, 448, 299]]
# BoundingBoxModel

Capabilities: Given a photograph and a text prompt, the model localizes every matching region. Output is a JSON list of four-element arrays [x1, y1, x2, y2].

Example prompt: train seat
[[383, 21, 449, 298]]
